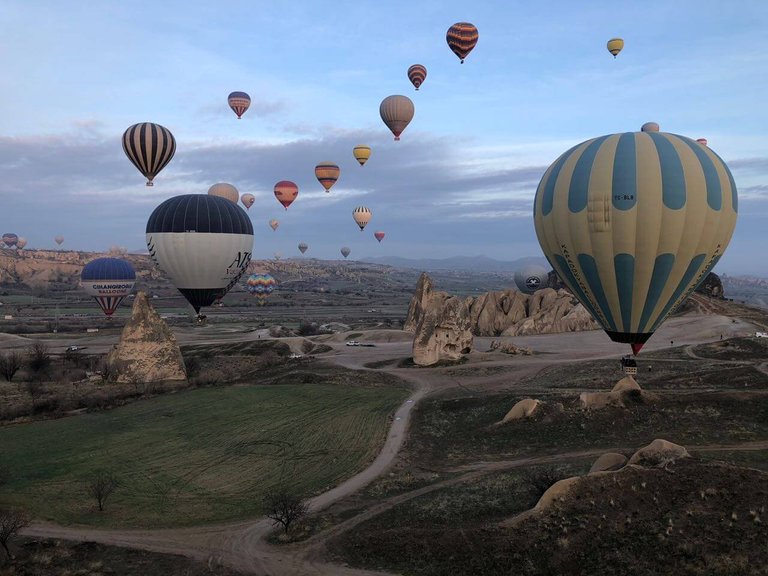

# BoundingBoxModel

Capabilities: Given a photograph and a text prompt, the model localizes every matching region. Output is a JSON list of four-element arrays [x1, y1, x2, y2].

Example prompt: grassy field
[[0, 380, 408, 528]]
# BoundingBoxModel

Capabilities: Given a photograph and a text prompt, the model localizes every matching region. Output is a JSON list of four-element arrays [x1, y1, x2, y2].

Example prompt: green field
[[0, 382, 408, 528]]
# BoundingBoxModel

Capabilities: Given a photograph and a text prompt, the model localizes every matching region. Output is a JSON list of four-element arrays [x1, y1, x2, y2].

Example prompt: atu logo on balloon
[[225, 251, 252, 276]]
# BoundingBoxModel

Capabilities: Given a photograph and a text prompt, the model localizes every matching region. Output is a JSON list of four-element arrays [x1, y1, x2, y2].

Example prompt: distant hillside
[[362, 255, 548, 273], [722, 275, 768, 310]]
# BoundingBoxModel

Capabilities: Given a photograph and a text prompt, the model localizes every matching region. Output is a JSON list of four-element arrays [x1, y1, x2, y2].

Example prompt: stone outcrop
[[589, 452, 628, 474], [627, 439, 690, 467], [579, 375, 652, 410], [695, 272, 724, 299], [534, 477, 581, 511], [412, 286, 473, 366], [404, 274, 599, 339], [501, 398, 541, 422], [106, 291, 187, 384]]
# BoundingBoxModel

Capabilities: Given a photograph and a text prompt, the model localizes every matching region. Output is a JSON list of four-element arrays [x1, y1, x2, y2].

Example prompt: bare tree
[[26, 341, 51, 379], [88, 470, 119, 511], [0, 350, 22, 382], [0, 508, 30, 562], [24, 380, 45, 411], [264, 486, 309, 534]]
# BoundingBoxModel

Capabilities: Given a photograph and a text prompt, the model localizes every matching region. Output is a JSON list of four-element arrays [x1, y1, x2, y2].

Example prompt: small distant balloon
[[16, 238, 27, 249], [269, 219, 279, 231], [240, 193, 255, 210], [353, 206, 372, 231], [340, 246, 351, 259], [228, 91, 251, 119], [380, 95, 414, 141], [446, 22, 478, 63], [407, 64, 427, 90], [315, 162, 340, 193], [696, 138, 708, 146], [55, 235, 64, 246], [208, 183, 239, 204], [122, 122, 176, 186], [246, 273, 276, 306], [641, 122, 660, 133], [2, 233, 18, 248], [274, 181, 298, 210], [374, 231, 385, 243], [514, 265, 548, 295], [607, 38, 624, 58], [353, 145, 371, 166], [298, 242, 308, 254]]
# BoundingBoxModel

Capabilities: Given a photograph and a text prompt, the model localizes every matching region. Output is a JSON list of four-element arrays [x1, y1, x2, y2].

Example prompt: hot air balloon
[[696, 138, 708, 146], [641, 122, 660, 133], [16, 238, 27, 249], [122, 122, 176, 186], [379, 95, 414, 141], [353, 206, 372, 231], [514, 264, 548, 294], [274, 181, 298, 210], [208, 183, 239, 204], [274, 252, 282, 261], [146, 194, 254, 315], [315, 162, 340, 193], [534, 130, 738, 355], [269, 219, 279, 231], [407, 64, 427, 90], [2, 233, 18, 248], [341, 247, 351, 259], [246, 273, 277, 305], [54, 235, 64, 246], [374, 231, 385, 243], [446, 22, 478, 63], [241, 193, 256, 210], [228, 91, 251, 119], [298, 242, 308, 254], [607, 38, 624, 58], [353, 145, 371, 166], [80, 257, 136, 317]]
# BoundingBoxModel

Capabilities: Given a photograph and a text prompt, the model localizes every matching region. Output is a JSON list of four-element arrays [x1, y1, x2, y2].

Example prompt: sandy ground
[[15, 310, 768, 575]]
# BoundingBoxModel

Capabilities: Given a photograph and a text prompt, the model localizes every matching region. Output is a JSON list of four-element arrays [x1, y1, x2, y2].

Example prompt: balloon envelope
[[298, 242, 308, 254], [146, 195, 254, 314], [641, 122, 660, 133], [407, 64, 427, 90], [274, 181, 299, 209], [341, 247, 351, 258], [122, 122, 176, 186], [514, 265, 548, 294], [446, 22, 479, 63], [379, 95, 414, 141], [315, 162, 340, 193], [80, 257, 136, 316], [696, 138, 708, 146], [269, 219, 279, 231], [353, 206, 372, 231], [240, 193, 255, 210], [607, 38, 624, 58], [353, 145, 371, 166], [2, 233, 18, 247], [228, 91, 251, 119], [208, 183, 239, 204], [16, 238, 27, 249], [246, 273, 276, 305], [534, 131, 738, 354], [374, 231, 385, 242], [54, 235, 64, 246]]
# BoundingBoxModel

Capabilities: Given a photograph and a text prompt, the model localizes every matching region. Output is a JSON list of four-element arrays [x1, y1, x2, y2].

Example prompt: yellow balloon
[[534, 131, 737, 354], [353, 145, 371, 166], [607, 38, 624, 58]]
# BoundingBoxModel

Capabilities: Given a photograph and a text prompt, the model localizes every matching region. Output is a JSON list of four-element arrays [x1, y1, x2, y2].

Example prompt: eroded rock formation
[[411, 283, 473, 366], [106, 291, 187, 384]]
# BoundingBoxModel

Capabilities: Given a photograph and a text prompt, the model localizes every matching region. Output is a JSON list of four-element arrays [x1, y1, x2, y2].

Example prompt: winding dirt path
[[21, 311, 768, 575]]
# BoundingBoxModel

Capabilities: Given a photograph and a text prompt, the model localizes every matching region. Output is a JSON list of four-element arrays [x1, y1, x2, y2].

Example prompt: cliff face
[[106, 291, 187, 384], [695, 272, 725, 299], [405, 274, 599, 339]]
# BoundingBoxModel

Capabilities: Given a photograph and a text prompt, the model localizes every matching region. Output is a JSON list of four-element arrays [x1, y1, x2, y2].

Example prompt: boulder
[[611, 375, 641, 393], [534, 476, 581, 511], [412, 291, 473, 366], [470, 290, 528, 336], [589, 452, 628, 474], [502, 398, 541, 422], [627, 439, 690, 467], [106, 291, 187, 384]]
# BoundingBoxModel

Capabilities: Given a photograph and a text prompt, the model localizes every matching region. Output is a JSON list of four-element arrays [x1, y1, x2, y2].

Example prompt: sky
[[1, 0, 767, 274]]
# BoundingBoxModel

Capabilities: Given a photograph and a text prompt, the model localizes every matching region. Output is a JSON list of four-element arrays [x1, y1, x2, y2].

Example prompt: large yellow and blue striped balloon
[[534, 131, 738, 354]]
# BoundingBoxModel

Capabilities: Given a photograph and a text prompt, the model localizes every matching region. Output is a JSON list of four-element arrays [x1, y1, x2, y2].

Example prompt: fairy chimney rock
[[106, 291, 187, 384]]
